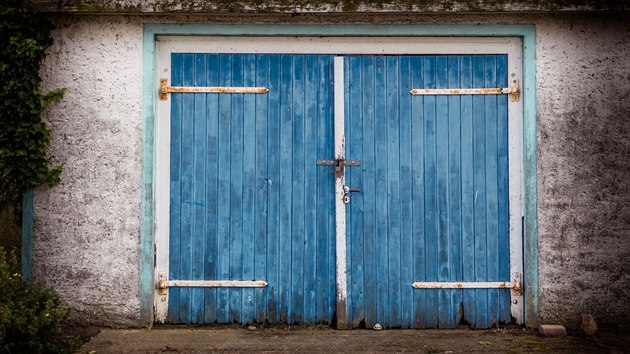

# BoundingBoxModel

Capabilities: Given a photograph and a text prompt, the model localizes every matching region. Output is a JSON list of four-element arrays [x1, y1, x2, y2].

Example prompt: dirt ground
[[79, 325, 630, 353]]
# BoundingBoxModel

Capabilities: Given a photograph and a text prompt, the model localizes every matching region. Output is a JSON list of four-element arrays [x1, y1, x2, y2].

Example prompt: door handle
[[343, 186, 361, 194]]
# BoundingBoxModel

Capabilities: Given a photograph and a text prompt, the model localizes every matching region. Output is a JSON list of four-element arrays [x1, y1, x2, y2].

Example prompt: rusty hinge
[[159, 78, 269, 101], [410, 79, 520, 102], [412, 272, 523, 296], [158, 273, 267, 295]]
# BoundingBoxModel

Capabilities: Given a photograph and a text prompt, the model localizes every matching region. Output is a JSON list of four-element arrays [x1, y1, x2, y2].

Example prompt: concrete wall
[[36, 13, 630, 328]]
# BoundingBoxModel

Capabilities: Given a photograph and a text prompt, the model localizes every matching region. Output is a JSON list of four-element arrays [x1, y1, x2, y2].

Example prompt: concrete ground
[[79, 325, 629, 353]]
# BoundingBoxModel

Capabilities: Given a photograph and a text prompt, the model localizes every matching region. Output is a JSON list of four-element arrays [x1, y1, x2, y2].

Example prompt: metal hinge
[[412, 272, 523, 296], [410, 79, 520, 102], [158, 273, 267, 295], [159, 78, 269, 101]]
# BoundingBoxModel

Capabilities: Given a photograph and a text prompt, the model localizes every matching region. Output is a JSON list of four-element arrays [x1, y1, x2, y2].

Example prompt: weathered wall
[[36, 12, 630, 328]]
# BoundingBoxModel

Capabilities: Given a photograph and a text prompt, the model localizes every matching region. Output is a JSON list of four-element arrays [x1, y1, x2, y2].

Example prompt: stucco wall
[[36, 13, 630, 328]]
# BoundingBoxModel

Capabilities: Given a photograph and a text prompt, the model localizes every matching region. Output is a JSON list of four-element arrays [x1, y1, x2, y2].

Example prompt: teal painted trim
[[21, 188, 34, 279], [140, 25, 157, 327], [521, 28, 539, 329], [141, 24, 538, 327]]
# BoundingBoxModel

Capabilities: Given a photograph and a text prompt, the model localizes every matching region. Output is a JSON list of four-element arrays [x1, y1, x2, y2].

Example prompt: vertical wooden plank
[[360, 56, 377, 328], [447, 55, 463, 327], [435, 55, 451, 328], [496, 54, 512, 324], [460, 55, 476, 326], [385, 56, 402, 328], [254, 54, 269, 323], [291, 55, 306, 324], [315, 55, 331, 323], [410, 56, 426, 329], [204, 53, 220, 324], [229, 54, 245, 323], [178, 53, 196, 324], [278, 54, 293, 323], [167, 53, 183, 323], [422, 56, 439, 328], [303, 55, 319, 323], [242, 54, 257, 324], [485, 55, 500, 327], [216, 54, 232, 323], [190, 53, 207, 324], [346, 56, 365, 328], [398, 56, 414, 328], [373, 56, 389, 327], [266, 54, 281, 323], [472, 55, 489, 328]]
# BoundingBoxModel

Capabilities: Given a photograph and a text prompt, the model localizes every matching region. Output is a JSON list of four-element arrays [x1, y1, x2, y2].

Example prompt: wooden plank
[[386, 56, 402, 328], [333, 56, 348, 329], [278, 54, 293, 323], [497, 54, 512, 324], [410, 56, 426, 329], [410, 87, 515, 95], [204, 53, 220, 324], [422, 55, 439, 328], [360, 56, 377, 328], [459, 55, 476, 326], [314, 55, 329, 323], [228, 54, 245, 324], [254, 54, 269, 323], [216, 54, 232, 323], [265, 54, 281, 323], [472, 55, 489, 328], [167, 53, 183, 324], [303, 55, 319, 323], [346, 56, 364, 328], [190, 53, 207, 324], [241, 54, 257, 324], [447, 55, 464, 327], [435, 55, 451, 328], [484, 55, 500, 327], [398, 56, 414, 328], [291, 55, 306, 324], [373, 56, 389, 327]]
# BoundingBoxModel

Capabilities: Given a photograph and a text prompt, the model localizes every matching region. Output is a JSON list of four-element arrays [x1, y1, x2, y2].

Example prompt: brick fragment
[[539, 324, 567, 337], [579, 314, 598, 336]]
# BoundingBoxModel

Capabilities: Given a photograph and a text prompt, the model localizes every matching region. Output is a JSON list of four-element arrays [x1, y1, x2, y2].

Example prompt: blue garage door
[[166, 53, 513, 328], [168, 54, 336, 324], [344, 55, 511, 328]]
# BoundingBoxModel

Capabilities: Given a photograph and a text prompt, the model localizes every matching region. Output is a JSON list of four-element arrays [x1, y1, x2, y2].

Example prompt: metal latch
[[316, 159, 361, 174]]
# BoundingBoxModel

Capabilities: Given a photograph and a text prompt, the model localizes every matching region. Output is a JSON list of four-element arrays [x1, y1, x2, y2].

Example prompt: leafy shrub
[[0, 247, 76, 353]]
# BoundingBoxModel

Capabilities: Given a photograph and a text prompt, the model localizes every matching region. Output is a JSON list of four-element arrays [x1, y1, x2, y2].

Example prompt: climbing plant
[[0, 0, 63, 220]]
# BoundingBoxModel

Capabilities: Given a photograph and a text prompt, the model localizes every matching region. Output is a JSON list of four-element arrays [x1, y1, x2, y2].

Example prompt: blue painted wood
[[345, 54, 511, 329], [204, 54, 220, 323], [168, 54, 336, 325], [447, 55, 463, 327], [168, 52, 510, 328], [496, 55, 512, 324], [242, 54, 257, 324], [253, 54, 269, 323]]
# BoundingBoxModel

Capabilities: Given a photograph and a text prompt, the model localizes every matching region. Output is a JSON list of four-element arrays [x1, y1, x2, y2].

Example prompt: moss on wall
[[26, 0, 630, 13]]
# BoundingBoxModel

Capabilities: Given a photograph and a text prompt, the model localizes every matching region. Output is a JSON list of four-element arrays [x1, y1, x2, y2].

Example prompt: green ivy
[[0, 0, 63, 219]]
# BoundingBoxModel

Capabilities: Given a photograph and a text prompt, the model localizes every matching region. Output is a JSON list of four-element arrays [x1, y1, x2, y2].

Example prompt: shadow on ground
[[80, 325, 630, 353]]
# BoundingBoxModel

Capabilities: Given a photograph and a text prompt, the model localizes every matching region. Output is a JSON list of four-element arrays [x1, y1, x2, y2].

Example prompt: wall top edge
[[27, 0, 630, 14]]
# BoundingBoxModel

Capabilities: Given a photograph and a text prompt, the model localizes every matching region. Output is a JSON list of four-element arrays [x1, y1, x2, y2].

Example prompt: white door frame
[[153, 36, 524, 324]]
